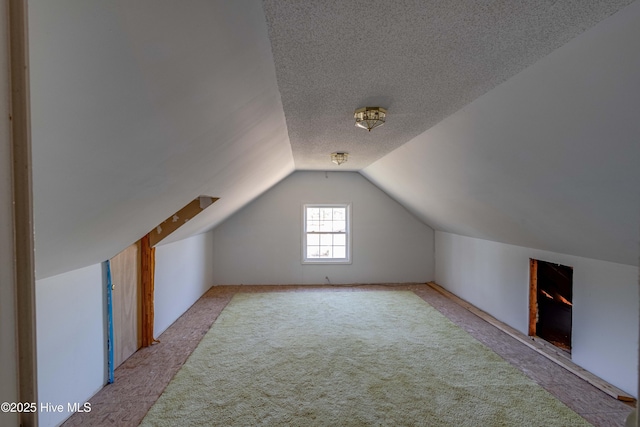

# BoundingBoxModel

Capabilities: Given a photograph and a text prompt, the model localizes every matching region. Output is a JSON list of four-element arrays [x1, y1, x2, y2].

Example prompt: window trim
[[302, 203, 352, 264]]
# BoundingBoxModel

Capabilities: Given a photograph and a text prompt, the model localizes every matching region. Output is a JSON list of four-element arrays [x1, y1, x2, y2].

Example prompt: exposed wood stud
[[427, 281, 636, 403], [529, 258, 538, 337], [140, 234, 155, 347], [140, 196, 217, 347]]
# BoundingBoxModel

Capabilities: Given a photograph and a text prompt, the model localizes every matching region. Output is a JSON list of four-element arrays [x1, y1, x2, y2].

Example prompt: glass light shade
[[354, 107, 387, 131], [331, 152, 348, 165]]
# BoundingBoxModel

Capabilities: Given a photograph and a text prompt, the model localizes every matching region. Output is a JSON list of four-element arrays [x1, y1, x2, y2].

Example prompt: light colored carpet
[[140, 291, 591, 426]]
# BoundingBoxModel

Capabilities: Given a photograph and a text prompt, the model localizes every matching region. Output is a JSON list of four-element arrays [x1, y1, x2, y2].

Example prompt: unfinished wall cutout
[[529, 259, 574, 353]]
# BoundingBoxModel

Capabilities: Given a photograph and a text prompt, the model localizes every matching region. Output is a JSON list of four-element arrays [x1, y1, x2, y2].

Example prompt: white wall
[[212, 171, 434, 285], [154, 232, 214, 335], [29, 0, 294, 279], [30, 231, 214, 427], [362, 1, 640, 268], [36, 264, 106, 427], [435, 231, 639, 396], [0, 1, 19, 425]]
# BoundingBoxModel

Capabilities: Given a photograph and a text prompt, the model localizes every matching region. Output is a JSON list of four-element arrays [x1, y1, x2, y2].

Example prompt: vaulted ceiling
[[29, 0, 640, 278], [263, 0, 636, 170]]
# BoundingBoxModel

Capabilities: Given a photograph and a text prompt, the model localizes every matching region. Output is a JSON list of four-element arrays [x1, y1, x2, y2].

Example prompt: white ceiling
[[29, 0, 640, 278], [263, 0, 635, 170]]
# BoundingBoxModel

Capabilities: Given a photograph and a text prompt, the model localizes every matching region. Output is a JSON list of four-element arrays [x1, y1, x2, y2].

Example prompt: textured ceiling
[[263, 0, 635, 170]]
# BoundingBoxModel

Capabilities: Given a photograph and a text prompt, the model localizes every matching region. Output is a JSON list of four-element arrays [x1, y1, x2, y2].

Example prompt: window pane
[[307, 208, 320, 220], [307, 221, 320, 232], [307, 246, 321, 258], [333, 246, 346, 259], [320, 234, 332, 245], [332, 220, 346, 232], [319, 246, 332, 258], [319, 221, 332, 232], [333, 208, 345, 220], [333, 234, 346, 246], [307, 234, 319, 245], [320, 208, 333, 220]]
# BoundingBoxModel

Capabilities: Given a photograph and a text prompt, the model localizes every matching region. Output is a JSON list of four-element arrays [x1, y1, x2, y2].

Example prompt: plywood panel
[[111, 243, 141, 367]]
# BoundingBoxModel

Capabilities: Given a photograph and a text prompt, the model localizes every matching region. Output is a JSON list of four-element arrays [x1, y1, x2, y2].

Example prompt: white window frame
[[302, 203, 352, 264]]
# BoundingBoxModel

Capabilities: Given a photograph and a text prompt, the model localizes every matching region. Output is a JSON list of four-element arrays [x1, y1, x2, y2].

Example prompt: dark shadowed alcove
[[530, 259, 573, 352]]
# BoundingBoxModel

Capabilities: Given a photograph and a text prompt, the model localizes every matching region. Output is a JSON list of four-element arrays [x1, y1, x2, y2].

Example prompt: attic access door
[[529, 259, 573, 352], [110, 243, 142, 367]]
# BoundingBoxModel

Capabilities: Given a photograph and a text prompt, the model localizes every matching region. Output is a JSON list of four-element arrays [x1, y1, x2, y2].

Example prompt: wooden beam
[[140, 234, 155, 347], [149, 196, 218, 247], [9, 1, 38, 425], [426, 281, 636, 404], [529, 259, 538, 337], [140, 196, 217, 347]]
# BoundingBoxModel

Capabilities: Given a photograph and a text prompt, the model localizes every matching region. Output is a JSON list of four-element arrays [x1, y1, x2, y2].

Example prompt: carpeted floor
[[140, 291, 591, 426], [61, 284, 633, 426]]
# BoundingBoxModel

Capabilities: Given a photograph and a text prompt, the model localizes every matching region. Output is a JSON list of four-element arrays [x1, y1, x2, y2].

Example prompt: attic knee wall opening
[[529, 259, 573, 353]]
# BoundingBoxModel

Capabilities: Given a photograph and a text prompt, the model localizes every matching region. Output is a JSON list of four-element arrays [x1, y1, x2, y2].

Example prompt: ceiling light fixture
[[354, 107, 387, 131], [331, 152, 348, 165]]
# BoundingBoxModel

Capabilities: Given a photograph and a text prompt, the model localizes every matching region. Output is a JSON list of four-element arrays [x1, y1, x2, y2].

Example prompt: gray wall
[[212, 171, 434, 285], [435, 231, 639, 396]]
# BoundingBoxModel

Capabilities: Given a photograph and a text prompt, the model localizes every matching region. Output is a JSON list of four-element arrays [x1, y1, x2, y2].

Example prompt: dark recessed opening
[[529, 259, 573, 352]]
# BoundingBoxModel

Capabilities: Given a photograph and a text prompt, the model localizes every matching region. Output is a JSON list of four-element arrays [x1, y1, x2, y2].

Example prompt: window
[[303, 204, 351, 264]]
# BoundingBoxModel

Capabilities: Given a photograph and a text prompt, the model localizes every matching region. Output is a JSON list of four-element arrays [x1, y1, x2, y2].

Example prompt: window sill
[[302, 259, 352, 265]]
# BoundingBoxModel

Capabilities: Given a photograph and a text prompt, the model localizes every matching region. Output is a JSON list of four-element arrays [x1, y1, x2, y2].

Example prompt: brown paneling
[[111, 243, 141, 367]]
